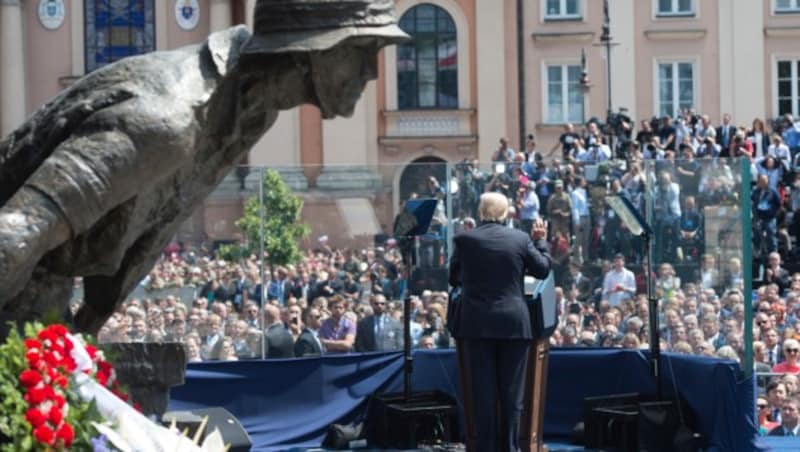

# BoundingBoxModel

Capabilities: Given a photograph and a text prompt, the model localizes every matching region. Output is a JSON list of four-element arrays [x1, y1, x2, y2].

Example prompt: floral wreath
[[0, 323, 136, 451]]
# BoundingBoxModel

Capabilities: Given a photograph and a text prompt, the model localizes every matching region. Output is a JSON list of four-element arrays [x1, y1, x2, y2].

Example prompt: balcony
[[380, 109, 476, 145]]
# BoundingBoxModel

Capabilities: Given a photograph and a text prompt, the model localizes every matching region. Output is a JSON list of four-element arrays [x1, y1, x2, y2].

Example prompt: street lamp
[[593, 0, 619, 153], [579, 48, 592, 94]]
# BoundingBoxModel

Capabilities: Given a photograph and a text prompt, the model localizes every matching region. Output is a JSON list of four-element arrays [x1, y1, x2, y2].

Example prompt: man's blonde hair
[[478, 192, 509, 222]]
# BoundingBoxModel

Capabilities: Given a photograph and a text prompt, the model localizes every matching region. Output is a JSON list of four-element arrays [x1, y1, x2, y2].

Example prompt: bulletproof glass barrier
[[75, 159, 755, 372]]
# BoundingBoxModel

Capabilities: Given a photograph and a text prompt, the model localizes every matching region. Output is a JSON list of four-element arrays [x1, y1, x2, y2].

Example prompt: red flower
[[26, 349, 42, 366], [52, 394, 66, 408], [96, 370, 109, 387], [56, 423, 74, 447], [86, 344, 97, 359], [37, 329, 56, 343], [42, 385, 57, 400], [54, 374, 68, 389], [24, 408, 47, 427], [48, 407, 63, 426], [24, 338, 42, 350], [98, 360, 113, 374], [25, 386, 47, 404], [48, 324, 68, 337], [33, 424, 55, 445], [133, 402, 143, 413], [19, 370, 42, 388]]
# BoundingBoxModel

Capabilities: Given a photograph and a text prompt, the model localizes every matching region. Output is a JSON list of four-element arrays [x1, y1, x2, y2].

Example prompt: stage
[[168, 349, 759, 452]]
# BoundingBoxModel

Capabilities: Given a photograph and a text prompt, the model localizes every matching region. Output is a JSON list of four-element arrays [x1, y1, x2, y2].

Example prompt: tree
[[222, 169, 309, 265]]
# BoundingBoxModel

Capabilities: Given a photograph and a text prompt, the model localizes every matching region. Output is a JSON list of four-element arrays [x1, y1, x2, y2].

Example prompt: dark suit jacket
[[717, 125, 738, 148], [448, 222, 552, 339], [354, 314, 403, 352], [266, 323, 295, 359], [768, 425, 797, 436], [294, 328, 323, 357]]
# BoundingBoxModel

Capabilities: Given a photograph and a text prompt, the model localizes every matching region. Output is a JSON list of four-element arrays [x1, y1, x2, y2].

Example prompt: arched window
[[397, 4, 458, 109], [85, 0, 156, 72]]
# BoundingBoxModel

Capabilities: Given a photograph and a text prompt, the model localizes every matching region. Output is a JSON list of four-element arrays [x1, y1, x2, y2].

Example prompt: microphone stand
[[401, 238, 414, 402], [643, 229, 663, 400]]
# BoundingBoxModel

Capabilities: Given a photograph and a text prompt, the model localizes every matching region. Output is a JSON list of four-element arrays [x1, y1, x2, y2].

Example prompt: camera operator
[[696, 137, 721, 159]]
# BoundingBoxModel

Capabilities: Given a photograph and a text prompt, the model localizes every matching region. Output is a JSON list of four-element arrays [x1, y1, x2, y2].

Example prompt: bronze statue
[[0, 0, 407, 334]]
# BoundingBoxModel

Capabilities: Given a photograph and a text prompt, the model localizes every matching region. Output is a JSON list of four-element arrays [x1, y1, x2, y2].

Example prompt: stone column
[[209, 0, 232, 32], [0, 0, 27, 136], [317, 81, 381, 190]]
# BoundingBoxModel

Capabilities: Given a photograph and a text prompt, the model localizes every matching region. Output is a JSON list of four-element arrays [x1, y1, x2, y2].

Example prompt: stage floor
[[282, 439, 587, 452], [282, 436, 800, 452]]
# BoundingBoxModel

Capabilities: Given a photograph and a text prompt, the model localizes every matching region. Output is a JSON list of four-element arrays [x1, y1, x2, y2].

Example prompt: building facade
[[2, 0, 800, 247]]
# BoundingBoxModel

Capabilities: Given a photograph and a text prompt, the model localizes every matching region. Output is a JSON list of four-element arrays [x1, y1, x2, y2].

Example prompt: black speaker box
[[583, 392, 642, 448], [583, 394, 704, 452], [163, 407, 251, 452], [365, 390, 459, 449]]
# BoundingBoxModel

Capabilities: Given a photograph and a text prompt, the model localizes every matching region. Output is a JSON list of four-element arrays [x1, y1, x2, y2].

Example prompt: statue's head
[[241, 0, 409, 118]]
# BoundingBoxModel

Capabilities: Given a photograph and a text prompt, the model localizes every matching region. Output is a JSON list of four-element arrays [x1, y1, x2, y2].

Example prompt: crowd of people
[[82, 111, 800, 435]]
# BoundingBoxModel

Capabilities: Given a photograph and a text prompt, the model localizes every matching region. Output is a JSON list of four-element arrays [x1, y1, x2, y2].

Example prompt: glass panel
[[779, 99, 792, 115], [778, 61, 791, 78], [642, 158, 748, 367], [417, 37, 437, 107], [85, 0, 155, 72], [678, 0, 692, 13], [658, 0, 672, 13], [566, 0, 579, 15], [416, 4, 436, 32], [776, 0, 792, 9], [678, 62, 693, 80], [438, 36, 458, 108], [547, 0, 561, 16], [778, 80, 792, 97], [678, 80, 693, 103], [660, 102, 674, 118], [659, 81, 673, 109], [396, 5, 458, 110], [548, 82, 563, 123], [82, 158, 749, 367], [399, 10, 415, 32]]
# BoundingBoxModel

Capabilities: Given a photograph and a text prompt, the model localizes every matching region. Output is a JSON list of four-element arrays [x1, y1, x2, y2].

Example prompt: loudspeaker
[[583, 392, 642, 448], [365, 391, 459, 449], [163, 407, 251, 452]]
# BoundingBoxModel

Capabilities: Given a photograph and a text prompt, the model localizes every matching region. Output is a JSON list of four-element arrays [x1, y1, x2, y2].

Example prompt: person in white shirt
[[768, 135, 792, 172], [602, 254, 637, 307]]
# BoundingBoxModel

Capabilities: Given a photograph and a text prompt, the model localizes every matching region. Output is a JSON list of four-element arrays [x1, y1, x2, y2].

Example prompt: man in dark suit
[[264, 304, 295, 358], [294, 307, 324, 357], [449, 192, 552, 452], [716, 113, 737, 150], [768, 397, 800, 436], [354, 294, 403, 352]]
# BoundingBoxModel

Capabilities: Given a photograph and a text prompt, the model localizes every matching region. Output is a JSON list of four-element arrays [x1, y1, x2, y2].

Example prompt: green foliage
[[0, 326, 32, 452], [217, 243, 248, 263], [236, 169, 310, 265]]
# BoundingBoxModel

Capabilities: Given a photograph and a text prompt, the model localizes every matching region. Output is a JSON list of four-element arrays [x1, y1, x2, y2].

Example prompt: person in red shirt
[[773, 339, 800, 374]]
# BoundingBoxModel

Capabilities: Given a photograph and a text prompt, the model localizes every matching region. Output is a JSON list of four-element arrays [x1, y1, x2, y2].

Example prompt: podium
[[456, 273, 557, 452]]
